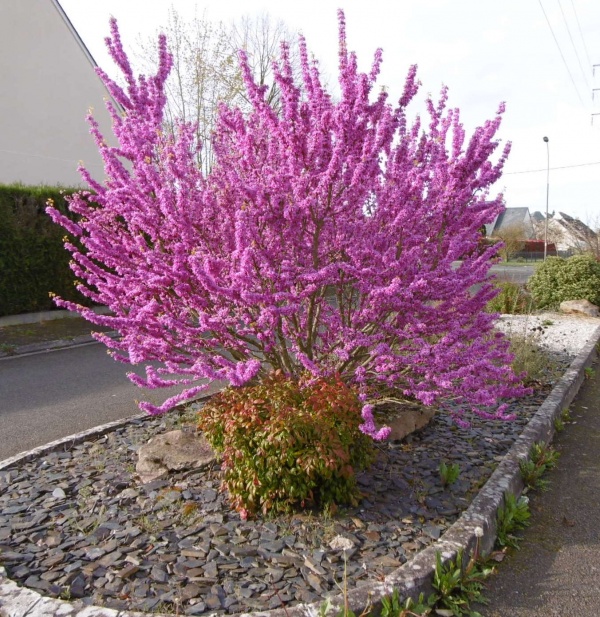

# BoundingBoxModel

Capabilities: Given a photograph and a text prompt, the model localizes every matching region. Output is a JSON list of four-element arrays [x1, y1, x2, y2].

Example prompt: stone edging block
[[2, 325, 600, 617]]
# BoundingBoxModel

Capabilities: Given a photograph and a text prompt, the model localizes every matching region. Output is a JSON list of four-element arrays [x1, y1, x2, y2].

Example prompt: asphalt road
[[489, 264, 536, 285], [0, 342, 189, 461]]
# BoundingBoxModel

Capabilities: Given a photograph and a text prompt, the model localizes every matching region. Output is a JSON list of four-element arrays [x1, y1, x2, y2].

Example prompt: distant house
[[0, 0, 116, 187], [484, 207, 535, 239], [531, 211, 598, 255]]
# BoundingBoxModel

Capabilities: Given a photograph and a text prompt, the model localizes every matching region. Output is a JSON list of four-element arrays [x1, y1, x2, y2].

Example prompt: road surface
[[489, 264, 536, 285], [0, 343, 187, 460]]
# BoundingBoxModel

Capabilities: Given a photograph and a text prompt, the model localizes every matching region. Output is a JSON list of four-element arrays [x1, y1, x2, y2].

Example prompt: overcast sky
[[59, 0, 600, 223]]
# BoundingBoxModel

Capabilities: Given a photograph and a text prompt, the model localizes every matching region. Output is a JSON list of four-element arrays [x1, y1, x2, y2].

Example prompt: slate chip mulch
[[0, 355, 569, 615]]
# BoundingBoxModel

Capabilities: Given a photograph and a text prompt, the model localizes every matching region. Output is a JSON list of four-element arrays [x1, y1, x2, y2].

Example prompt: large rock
[[559, 299, 600, 318], [375, 401, 436, 441], [136, 430, 217, 484]]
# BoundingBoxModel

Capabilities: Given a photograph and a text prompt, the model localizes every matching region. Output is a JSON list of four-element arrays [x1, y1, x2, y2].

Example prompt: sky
[[59, 0, 600, 224]]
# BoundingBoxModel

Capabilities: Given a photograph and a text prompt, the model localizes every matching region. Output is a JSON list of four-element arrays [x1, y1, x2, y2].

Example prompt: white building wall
[[0, 0, 114, 187]]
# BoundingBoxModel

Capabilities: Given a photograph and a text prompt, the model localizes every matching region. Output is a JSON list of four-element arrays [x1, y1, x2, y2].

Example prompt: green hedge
[[0, 183, 92, 317]]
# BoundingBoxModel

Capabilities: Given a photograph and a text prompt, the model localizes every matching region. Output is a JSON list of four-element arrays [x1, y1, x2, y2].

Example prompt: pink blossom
[[47, 11, 527, 434]]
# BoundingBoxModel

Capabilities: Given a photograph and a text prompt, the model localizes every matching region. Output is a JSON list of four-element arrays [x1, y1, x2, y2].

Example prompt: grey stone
[[205, 593, 222, 609], [150, 565, 169, 583], [136, 430, 216, 484], [84, 547, 106, 560], [376, 401, 436, 441], [203, 560, 218, 577], [180, 583, 202, 601], [560, 299, 600, 317]]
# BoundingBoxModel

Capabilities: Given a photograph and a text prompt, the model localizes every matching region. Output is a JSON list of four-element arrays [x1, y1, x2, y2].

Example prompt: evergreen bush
[[528, 254, 600, 309]]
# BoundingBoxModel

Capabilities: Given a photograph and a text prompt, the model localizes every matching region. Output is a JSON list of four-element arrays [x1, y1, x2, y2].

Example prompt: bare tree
[[493, 222, 527, 262], [136, 8, 242, 175], [229, 13, 300, 112], [135, 9, 299, 175], [143, 9, 246, 174]]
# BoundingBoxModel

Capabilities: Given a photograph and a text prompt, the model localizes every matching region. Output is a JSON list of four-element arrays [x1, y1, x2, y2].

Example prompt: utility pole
[[543, 137, 550, 260], [593, 66, 600, 125]]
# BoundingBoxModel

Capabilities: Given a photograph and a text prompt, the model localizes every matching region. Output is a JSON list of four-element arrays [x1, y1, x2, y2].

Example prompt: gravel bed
[[0, 391, 561, 613], [0, 312, 596, 615]]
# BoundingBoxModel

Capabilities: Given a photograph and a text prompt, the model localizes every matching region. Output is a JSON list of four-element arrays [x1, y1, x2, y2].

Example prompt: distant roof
[[557, 211, 596, 241], [531, 211, 545, 223], [494, 207, 530, 231]]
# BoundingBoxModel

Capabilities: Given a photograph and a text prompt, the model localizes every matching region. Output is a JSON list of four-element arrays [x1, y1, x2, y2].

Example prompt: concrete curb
[[2, 325, 600, 617], [0, 308, 115, 359], [0, 333, 119, 360], [0, 307, 110, 328], [1, 335, 98, 359]]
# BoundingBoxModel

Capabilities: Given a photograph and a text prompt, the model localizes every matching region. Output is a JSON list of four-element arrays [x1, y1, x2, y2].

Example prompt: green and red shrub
[[198, 372, 374, 516]]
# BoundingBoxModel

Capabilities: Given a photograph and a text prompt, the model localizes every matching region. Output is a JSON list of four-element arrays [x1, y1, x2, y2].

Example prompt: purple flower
[[46, 11, 525, 436]]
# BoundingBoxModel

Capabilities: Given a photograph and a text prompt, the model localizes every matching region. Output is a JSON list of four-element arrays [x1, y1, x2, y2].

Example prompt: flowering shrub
[[198, 372, 374, 515], [47, 12, 526, 437]]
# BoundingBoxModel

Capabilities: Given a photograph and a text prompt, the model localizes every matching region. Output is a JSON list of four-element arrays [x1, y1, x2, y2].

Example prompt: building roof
[[494, 207, 530, 230], [557, 212, 596, 242]]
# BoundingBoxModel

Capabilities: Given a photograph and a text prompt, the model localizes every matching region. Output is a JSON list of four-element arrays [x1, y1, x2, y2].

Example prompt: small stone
[[560, 299, 600, 317], [265, 567, 284, 583], [150, 565, 169, 583], [133, 581, 150, 598], [118, 488, 139, 500], [261, 539, 284, 553], [423, 524, 442, 540], [201, 488, 218, 502], [304, 556, 326, 575], [69, 575, 87, 598], [181, 549, 206, 558], [297, 588, 319, 603], [99, 550, 123, 567], [85, 547, 106, 560], [138, 598, 161, 611], [52, 487, 66, 499], [136, 430, 216, 484], [118, 564, 140, 579], [203, 561, 218, 577], [180, 583, 202, 601], [373, 555, 402, 568], [23, 576, 48, 591], [305, 572, 324, 592], [205, 593, 222, 610], [41, 552, 65, 567]]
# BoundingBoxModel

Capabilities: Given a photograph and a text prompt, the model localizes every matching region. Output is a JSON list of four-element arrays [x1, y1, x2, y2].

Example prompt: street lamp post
[[543, 136, 550, 260]]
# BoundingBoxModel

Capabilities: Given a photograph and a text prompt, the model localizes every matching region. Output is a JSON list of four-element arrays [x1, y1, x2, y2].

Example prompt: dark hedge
[[0, 184, 92, 317]]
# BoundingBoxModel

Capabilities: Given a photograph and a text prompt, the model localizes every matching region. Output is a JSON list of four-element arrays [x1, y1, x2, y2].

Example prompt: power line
[[569, 0, 593, 69], [557, 0, 591, 91], [505, 160, 600, 175], [537, 0, 587, 107]]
